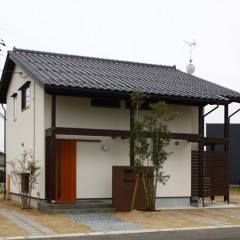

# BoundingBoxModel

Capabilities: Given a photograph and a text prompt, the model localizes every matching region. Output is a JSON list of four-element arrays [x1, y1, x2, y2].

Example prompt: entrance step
[[37, 201, 115, 214]]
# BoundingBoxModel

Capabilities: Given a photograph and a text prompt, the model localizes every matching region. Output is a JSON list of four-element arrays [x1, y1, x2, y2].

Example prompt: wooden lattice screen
[[191, 151, 229, 199]]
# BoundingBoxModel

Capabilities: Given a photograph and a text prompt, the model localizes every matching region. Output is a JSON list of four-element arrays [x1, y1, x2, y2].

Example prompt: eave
[[44, 85, 232, 106]]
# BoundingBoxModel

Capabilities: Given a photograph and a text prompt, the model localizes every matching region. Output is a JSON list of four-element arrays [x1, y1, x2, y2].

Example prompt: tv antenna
[[183, 40, 196, 75]]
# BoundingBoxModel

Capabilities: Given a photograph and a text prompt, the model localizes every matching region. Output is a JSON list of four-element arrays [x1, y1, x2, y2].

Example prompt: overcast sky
[[0, 0, 240, 152]]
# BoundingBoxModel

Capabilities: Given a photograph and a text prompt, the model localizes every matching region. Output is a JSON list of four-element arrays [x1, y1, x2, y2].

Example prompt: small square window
[[11, 93, 17, 121], [18, 81, 30, 110]]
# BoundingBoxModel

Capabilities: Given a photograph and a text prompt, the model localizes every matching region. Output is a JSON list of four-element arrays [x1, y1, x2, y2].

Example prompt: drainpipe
[[1, 104, 6, 199]]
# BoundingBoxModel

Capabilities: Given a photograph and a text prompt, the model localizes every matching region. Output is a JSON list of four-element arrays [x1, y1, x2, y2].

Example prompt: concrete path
[[0, 210, 56, 236], [169, 211, 237, 227]]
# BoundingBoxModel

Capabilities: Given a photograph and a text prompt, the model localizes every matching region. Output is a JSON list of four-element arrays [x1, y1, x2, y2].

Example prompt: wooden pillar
[[224, 104, 229, 203], [198, 105, 204, 206], [50, 94, 56, 202], [130, 105, 135, 166], [224, 104, 229, 152]]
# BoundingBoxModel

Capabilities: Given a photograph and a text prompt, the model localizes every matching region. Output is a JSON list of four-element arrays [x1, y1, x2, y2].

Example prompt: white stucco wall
[[5, 69, 199, 201], [56, 96, 130, 130], [156, 140, 191, 197], [55, 98, 195, 199], [6, 66, 45, 198], [76, 137, 129, 198]]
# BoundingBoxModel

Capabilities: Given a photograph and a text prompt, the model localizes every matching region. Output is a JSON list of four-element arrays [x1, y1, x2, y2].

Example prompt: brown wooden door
[[55, 140, 76, 202]]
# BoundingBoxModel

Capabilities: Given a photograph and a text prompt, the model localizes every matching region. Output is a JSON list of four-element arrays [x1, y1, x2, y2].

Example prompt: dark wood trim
[[51, 127, 201, 142], [204, 137, 227, 145], [224, 104, 229, 203], [172, 133, 200, 142], [198, 106, 204, 200], [55, 127, 130, 138], [224, 104, 229, 152], [50, 95, 56, 201], [130, 105, 135, 166]]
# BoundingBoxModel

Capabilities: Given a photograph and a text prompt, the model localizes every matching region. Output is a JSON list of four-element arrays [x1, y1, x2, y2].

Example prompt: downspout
[[1, 104, 6, 199]]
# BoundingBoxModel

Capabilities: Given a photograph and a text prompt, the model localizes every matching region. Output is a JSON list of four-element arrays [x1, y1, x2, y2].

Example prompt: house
[[0, 151, 5, 188], [0, 48, 240, 209], [207, 124, 240, 185], [0, 151, 4, 168]]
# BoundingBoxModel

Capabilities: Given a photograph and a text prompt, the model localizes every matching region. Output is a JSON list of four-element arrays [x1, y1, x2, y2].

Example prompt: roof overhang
[[44, 85, 231, 106], [0, 55, 15, 103]]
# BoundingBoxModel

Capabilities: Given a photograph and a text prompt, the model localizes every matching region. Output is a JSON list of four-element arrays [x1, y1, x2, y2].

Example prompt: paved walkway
[[0, 210, 56, 236], [69, 213, 145, 232]]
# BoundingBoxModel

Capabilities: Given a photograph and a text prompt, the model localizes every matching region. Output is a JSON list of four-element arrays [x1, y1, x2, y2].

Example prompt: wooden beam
[[54, 127, 201, 142], [55, 127, 130, 138], [204, 137, 227, 145], [172, 133, 200, 142]]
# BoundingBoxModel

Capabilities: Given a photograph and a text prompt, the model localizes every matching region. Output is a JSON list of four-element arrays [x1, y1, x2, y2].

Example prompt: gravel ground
[[0, 190, 240, 238]]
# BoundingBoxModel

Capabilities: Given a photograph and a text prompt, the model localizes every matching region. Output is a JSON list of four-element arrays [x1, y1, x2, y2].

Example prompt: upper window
[[11, 93, 17, 121], [18, 81, 30, 110], [91, 98, 121, 108]]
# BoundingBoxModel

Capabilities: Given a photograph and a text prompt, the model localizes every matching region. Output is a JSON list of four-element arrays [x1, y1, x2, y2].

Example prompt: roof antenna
[[183, 40, 196, 75]]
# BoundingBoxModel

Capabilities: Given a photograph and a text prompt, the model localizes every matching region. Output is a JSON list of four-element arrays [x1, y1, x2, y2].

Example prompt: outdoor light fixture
[[102, 145, 109, 151], [175, 141, 180, 146]]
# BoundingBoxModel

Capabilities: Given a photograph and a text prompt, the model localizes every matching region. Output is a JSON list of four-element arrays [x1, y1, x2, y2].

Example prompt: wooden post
[[6, 174, 10, 200], [130, 104, 135, 166], [224, 104, 229, 203], [50, 94, 56, 202], [198, 105, 204, 207]]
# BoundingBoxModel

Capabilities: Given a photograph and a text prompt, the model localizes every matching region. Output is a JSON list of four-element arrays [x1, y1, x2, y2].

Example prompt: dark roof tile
[[0, 48, 240, 104]]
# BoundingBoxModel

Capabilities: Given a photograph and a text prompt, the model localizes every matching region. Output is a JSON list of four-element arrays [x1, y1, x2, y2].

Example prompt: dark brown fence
[[191, 151, 229, 199], [112, 166, 153, 212]]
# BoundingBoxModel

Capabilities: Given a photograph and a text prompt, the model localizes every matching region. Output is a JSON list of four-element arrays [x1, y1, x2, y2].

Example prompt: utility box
[[112, 166, 153, 212]]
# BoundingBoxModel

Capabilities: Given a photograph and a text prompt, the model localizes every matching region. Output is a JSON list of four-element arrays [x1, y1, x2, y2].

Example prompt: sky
[[0, 0, 240, 152]]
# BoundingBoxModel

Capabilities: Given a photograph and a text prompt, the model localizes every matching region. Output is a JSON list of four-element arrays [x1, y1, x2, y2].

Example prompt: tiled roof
[[1, 48, 240, 104]]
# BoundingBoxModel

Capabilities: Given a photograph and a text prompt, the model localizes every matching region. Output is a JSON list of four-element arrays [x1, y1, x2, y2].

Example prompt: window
[[91, 98, 121, 108], [11, 93, 17, 121], [18, 81, 30, 110]]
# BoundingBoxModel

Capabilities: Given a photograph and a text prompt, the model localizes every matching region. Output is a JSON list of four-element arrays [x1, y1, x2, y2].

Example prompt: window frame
[[11, 93, 17, 121], [18, 81, 31, 111], [91, 98, 121, 109]]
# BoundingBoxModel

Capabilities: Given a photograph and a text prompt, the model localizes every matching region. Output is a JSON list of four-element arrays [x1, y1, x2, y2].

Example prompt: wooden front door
[[55, 140, 76, 202]]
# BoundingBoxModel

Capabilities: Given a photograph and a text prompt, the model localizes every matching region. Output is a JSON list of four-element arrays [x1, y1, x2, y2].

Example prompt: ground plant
[[8, 149, 41, 208], [130, 92, 179, 211]]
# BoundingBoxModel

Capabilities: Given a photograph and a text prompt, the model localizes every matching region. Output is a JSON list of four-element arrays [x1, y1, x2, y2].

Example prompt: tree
[[130, 92, 179, 211], [8, 149, 41, 208]]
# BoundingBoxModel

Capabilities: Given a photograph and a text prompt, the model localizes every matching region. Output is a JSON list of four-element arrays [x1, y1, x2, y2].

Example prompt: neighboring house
[[0, 151, 4, 168], [0, 48, 240, 208], [207, 124, 240, 185], [0, 151, 5, 187]]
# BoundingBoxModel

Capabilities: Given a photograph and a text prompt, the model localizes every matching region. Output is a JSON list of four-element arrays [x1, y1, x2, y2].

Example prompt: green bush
[[230, 185, 240, 192]]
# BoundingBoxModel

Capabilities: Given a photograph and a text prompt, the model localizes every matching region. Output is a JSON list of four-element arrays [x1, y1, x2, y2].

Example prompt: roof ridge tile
[[12, 48, 176, 70]]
